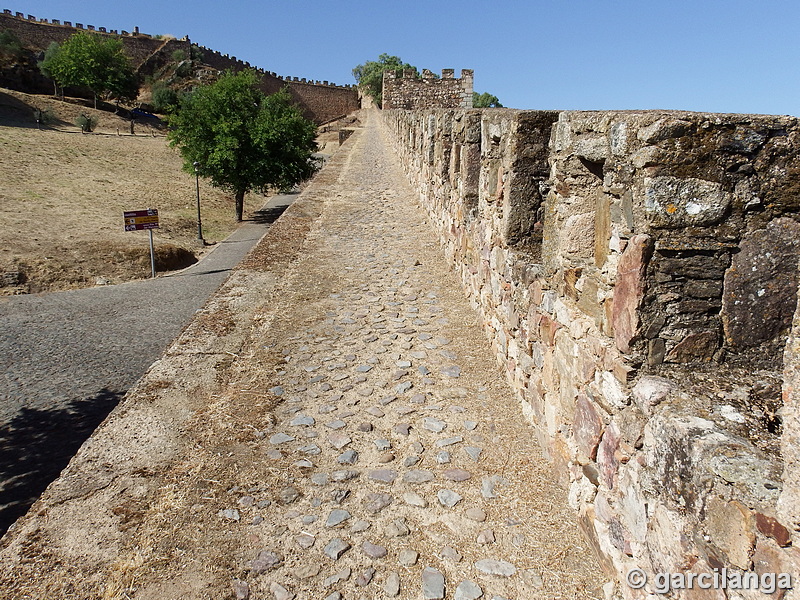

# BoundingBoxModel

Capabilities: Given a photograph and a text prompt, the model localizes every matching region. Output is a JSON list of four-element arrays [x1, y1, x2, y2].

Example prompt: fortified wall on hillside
[[0, 9, 359, 123], [382, 94, 800, 597]]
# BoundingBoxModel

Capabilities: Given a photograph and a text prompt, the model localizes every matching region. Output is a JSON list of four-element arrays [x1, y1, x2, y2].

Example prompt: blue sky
[[8, 0, 800, 115]]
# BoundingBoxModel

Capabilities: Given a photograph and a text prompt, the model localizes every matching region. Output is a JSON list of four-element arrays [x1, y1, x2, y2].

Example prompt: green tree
[[38, 31, 138, 108], [352, 53, 417, 107], [473, 92, 503, 108], [167, 70, 319, 222], [38, 41, 61, 95]]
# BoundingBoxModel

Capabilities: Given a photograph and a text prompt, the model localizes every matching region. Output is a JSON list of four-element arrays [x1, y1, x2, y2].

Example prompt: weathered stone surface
[[755, 512, 792, 547], [631, 376, 676, 416], [611, 234, 652, 353], [403, 492, 428, 507], [269, 582, 295, 600], [369, 469, 397, 483], [384, 571, 401, 596], [403, 469, 434, 483], [233, 579, 250, 600], [573, 394, 605, 460], [323, 537, 351, 560], [644, 176, 731, 228], [422, 567, 446, 599], [442, 468, 472, 481], [364, 492, 393, 513], [399, 549, 419, 566], [705, 498, 755, 569], [362, 541, 388, 558], [356, 567, 376, 587], [325, 509, 351, 528], [251, 549, 283, 573], [474, 559, 516, 577], [722, 217, 800, 350], [665, 331, 718, 363], [454, 580, 484, 600], [438, 489, 463, 507]]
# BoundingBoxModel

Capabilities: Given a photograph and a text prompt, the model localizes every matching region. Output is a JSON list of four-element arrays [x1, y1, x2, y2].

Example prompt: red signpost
[[123, 209, 159, 277]]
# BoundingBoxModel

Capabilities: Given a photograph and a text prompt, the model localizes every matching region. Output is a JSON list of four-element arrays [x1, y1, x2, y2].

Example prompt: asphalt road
[[0, 193, 295, 534]]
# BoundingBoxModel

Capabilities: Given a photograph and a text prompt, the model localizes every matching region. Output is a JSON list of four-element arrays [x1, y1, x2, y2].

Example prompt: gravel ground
[[0, 194, 294, 533]]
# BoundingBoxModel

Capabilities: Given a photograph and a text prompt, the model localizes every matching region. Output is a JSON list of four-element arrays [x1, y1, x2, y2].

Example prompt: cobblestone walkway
[[221, 111, 604, 599], [0, 111, 604, 600]]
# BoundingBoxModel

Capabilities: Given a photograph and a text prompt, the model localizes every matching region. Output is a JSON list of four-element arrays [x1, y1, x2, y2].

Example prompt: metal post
[[194, 162, 203, 242], [148, 228, 156, 278]]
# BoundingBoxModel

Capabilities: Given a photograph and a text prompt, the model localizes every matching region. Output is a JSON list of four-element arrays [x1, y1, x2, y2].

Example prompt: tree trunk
[[235, 189, 245, 222]]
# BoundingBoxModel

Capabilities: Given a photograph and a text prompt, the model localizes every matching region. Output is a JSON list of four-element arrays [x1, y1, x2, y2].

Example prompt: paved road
[[0, 193, 295, 533]]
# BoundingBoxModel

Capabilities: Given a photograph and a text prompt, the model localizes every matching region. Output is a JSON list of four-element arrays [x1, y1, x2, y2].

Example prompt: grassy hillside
[[0, 88, 275, 294]]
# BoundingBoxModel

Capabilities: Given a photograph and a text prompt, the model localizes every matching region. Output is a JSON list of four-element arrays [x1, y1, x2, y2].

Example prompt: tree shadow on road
[[0, 388, 124, 536], [249, 204, 289, 224]]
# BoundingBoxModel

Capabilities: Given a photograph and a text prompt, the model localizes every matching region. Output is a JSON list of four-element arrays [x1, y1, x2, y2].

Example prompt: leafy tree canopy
[[473, 92, 503, 108], [38, 31, 138, 107], [167, 70, 319, 221], [352, 53, 417, 107]]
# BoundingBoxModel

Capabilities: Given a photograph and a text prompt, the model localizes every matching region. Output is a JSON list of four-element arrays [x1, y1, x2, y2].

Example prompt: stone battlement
[[382, 68, 473, 110]]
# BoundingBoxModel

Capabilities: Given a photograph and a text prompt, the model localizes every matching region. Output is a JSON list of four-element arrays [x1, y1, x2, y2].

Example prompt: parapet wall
[[382, 68, 473, 110], [382, 107, 800, 598]]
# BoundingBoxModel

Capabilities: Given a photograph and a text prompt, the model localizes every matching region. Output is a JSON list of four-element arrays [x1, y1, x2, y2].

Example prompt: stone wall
[[382, 68, 473, 110], [382, 107, 800, 599], [192, 45, 360, 123], [0, 10, 360, 124]]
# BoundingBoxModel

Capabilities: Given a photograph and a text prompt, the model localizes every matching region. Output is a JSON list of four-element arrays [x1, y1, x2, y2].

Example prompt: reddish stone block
[[755, 512, 792, 547], [539, 315, 561, 346], [611, 234, 653, 353], [596, 422, 620, 490], [574, 394, 605, 461]]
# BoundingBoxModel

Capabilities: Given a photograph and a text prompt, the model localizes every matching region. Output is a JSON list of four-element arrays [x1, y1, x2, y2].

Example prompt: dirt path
[[0, 110, 604, 599]]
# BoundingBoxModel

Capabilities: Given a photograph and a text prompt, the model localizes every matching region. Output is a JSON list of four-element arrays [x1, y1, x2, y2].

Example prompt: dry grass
[[0, 88, 272, 294]]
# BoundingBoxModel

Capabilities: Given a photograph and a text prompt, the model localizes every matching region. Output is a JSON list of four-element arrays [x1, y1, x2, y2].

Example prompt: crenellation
[[383, 67, 474, 110]]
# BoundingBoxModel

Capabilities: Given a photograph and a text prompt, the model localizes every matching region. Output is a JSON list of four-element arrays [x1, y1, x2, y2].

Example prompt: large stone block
[[704, 497, 754, 569], [722, 217, 800, 351], [643, 176, 731, 228]]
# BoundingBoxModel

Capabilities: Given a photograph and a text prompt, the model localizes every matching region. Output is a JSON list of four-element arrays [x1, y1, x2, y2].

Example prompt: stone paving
[[223, 111, 604, 599]]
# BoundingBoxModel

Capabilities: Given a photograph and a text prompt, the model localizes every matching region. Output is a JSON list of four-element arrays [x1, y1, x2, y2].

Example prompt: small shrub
[[174, 60, 193, 79], [151, 83, 179, 113], [0, 30, 23, 61], [33, 107, 55, 126], [190, 45, 204, 62], [171, 48, 187, 63], [76, 113, 98, 132]]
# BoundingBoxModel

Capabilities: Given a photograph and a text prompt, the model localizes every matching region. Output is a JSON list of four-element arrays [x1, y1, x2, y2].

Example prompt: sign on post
[[123, 209, 159, 278], [124, 208, 159, 231]]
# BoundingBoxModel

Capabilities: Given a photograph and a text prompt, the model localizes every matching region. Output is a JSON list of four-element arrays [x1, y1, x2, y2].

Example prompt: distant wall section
[[0, 9, 360, 124], [382, 68, 473, 110]]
